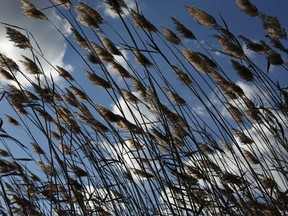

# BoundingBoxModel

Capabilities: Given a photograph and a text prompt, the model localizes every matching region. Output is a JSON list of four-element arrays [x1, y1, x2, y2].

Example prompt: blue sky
[[0, 0, 288, 214]]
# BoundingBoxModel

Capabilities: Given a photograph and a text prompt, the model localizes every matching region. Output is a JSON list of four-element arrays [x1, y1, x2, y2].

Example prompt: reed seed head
[[236, 0, 259, 17], [162, 26, 182, 45], [186, 6, 217, 27], [21, 0, 47, 20]]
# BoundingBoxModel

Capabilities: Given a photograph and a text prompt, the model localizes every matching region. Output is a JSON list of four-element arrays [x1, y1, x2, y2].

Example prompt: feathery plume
[[130, 9, 157, 32], [86, 52, 100, 64], [267, 50, 283, 65], [56, 66, 74, 81], [133, 50, 153, 67], [185, 6, 217, 27], [171, 17, 196, 40], [85, 70, 112, 89], [0, 149, 11, 157], [32, 143, 45, 154], [20, 55, 42, 74], [233, 129, 254, 144], [100, 35, 121, 55], [132, 168, 154, 178], [5, 27, 30, 49], [165, 88, 186, 105], [162, 26, 181, 45], [5, 114, 20, 126], [183, 49, 216, 73], [109, 60, 131, 78], [75, 2, 105, 29], [71, 165, 88, 177], [71, 86, 89, 101], [261, 14, 287, 39], [242, 148, 260, 164], [121, 89, 139, 104], [239, 35, 265, 53], [53, 0, 72, 10], [0, 54, 19, 71], [198, 143, 214, 154], [214, 34, 244, 58], [236, 0, 259, 17], [172, 65, 193, 87], [0, 68, 14, 80], [71, 28, 90, 50], [21, 0, 47, 20], [224, 103, 244, 123], [231, 60, 254, 82], [95, 104, 123, 122], [91, 42, 114, 63], [104, 0, 126, 15]]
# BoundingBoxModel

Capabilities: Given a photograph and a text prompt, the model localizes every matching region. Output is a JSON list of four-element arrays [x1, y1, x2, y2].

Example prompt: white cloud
[[0, 0, 72, 87]]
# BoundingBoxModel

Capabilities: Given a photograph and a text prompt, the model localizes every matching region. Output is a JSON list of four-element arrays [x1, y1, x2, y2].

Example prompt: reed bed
[[0, 0, 287, 215]]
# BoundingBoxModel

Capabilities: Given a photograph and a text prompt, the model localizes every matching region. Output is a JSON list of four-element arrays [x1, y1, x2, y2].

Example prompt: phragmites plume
[[100, 35, 121, 55], [171, 17, 196, 40], [261, 14, 287, 39], [0, 54, 19, 71], [214, 34, 244, 58], [100, 35, 121, 56], [56, 66, 74, 81], [5, 114, 20, 126], [109, 60, 131, 78], [91, 42, 114, 63], [121, 89, 139, 104], [5, 27, 30, 49], [21, 0, 47, 20], [231, 60, 254, 82], [162, 26, 181, 45], [165, 88, 186, 105], [20, 55, 42, 75], [104, 0, 126, 15], [267, 50, 283, 65], [71, 28, 90, 50], [242, 148, 260, 164], [53, 0, 72, 10], [85, 70, 112, 89], [185, 6, 217, 27], [172, 65, 193, 87], [71, 86, 89, 101], [32, 143, 45, 154], [95, 104, 122, 123], [239, 35, 266, 54], [224, 103, 244, 123], [233, 129, 254, 144], [182, 49, 216, 73], [38, 109, 54, 122], [236, 0, 259, 17], [130, 9, 157, 32], [133, 50, 153, 67], [0, 68, 14, 80], [75, 2, 105, 29], [131, 168, 154, 178], [198, 143, 214, 154]]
